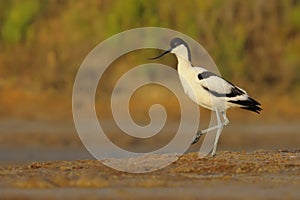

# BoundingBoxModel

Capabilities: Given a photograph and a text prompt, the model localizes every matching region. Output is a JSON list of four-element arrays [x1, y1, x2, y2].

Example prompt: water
[[0, 118, 299, 166]]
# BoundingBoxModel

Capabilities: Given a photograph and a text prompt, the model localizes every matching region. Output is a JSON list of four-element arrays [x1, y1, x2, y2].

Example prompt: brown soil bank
[[0, 150, 299, 199]]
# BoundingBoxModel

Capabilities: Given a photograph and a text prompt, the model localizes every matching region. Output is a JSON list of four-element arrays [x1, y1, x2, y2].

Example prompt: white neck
[[176, 55, 192, 73], [171, 44, 190, 62]]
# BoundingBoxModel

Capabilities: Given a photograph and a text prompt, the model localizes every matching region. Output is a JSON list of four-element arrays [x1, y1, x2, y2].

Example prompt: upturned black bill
[[148, 49, 171, 60]]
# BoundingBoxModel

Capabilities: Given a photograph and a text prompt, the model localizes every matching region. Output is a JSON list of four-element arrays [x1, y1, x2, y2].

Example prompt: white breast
[[177, 58, 215, 110]]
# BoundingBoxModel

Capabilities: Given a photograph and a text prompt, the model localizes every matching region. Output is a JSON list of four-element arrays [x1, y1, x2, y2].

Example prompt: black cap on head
[[149, 37, 191, 61], [170, 37, 191, 61], [170, 38, 187, 48]]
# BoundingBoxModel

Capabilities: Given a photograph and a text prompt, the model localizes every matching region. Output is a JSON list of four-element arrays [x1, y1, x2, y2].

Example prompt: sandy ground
[[0, 150, 299, 199], [0, 119, 299, 199]]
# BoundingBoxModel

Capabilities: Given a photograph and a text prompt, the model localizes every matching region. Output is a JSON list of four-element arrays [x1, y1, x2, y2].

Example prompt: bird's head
[[149, 37, 191, 62]]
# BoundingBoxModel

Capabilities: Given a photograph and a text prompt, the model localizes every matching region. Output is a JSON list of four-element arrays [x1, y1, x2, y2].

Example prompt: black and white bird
[[150, 38, 262, 156]]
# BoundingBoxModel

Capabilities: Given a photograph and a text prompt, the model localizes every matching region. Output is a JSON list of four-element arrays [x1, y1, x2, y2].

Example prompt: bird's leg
[[199, 125, 219, 134], [191, 111, 224, 145], [211, 109, 223, 156], [191, 130, 204, 145], [221, 111, 229, 126], [191, 126, 220, 145], [191, 111, 229, 146]]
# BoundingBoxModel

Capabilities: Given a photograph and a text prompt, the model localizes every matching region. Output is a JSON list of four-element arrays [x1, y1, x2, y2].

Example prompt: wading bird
[[150, 38, 261, 156]]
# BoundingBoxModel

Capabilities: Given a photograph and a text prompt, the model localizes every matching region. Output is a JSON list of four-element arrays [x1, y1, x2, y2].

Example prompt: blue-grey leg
[[211, 109, 223, 156], [221, 111, 229, 125], [191, 130, 204, 145], [191, 110, 229, 145], [191, 126, 219, 145]]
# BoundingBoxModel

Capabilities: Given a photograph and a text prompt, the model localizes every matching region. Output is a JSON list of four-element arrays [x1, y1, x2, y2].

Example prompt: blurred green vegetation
[[1, 0, 41, 43], [0, 0, 299, 119]]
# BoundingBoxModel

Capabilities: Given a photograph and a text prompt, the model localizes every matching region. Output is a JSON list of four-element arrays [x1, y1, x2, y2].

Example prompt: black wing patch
[[227, 86, 245, 97], [197, 71, 216, 80], [228, 97, 262, 114], [198, 71, 246, 98], [202, 86, 245, 98]]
